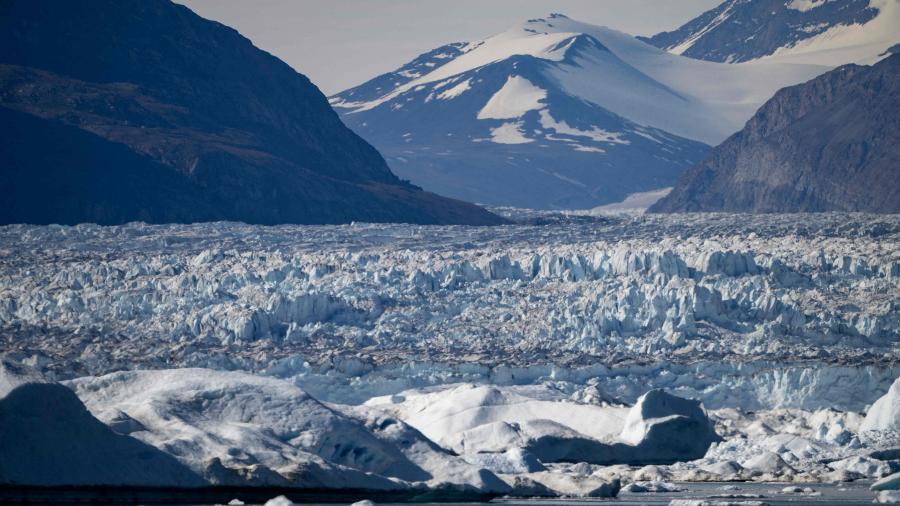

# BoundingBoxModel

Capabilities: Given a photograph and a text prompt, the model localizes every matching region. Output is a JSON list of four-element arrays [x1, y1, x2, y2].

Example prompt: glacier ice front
[[0, 213, 898, 497], [2, 213, 897, 414]]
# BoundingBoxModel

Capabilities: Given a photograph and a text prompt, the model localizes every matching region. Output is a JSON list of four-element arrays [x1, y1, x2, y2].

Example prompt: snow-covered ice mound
[[862, 375, 900, 433], [656, 403, 900, 484], [617, 389, 720, 462], [0, 214, 898, 491], [66, 368, 509, 493], [364, 383, 629, 453], [876, 490, 900, 504], [463, 448, 545, 474], [0, 364, 202, 486], [365, 383, 718, 466], [874, 472, 900, 491], [527, 389, 719, 465]]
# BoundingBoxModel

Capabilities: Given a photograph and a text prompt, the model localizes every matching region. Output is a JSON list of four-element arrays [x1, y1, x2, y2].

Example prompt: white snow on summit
[[647, 0, 900, 68], [762, 0, 900, 66], [336, 14, 827, 144]]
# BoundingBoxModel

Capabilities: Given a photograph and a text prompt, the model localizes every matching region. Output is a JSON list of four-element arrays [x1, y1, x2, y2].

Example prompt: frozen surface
[[0, 361, 203, 486], [361, 384, 718, 467], [66, 368, 510, 492], [590, 187, 673, 214], [875, 471, 900, 490], [1, 213, 897, 409], [862, 376, 900, 433], [363, 383, 629, 451], [0, 213, 898, 492]]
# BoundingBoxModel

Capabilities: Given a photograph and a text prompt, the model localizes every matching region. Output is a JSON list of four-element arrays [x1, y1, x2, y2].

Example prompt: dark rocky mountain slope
[[0, 0, 503, 225], [650, 54, 900, 213], [640, 0, 884, 63]]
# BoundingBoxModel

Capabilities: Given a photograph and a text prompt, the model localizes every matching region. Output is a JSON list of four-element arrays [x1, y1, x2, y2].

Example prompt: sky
[[177, 0, 721, 95]]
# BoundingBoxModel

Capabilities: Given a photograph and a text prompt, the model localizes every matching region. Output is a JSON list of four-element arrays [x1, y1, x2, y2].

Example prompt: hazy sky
[[178, 0, 721, 95]]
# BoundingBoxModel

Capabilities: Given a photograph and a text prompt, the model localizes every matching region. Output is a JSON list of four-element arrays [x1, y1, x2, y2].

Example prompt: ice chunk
[[874, 472, 900, 491], [525, 473, 620, 497], [828, 455, 892, 478], [622, 480, 684, 493], [862, 376, 900, 432], [742, 452, 796, 475], [876, 490, 900, 504], [68, 368, 509, 493], [365, 383, 628, 453], [701, 460, 744, 479], [614, 389, 721, 463], [463, 448, 545, 474], [0, 380, 203, 486], [264, 497, 296, 506]]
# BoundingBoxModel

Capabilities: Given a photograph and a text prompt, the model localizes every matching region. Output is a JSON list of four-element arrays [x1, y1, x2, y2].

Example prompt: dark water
[[0, 482, 879, 505], [498, 482, 878, 505]]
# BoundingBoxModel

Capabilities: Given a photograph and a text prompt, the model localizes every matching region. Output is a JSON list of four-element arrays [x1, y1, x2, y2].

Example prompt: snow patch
[[668, 1, 738, 56], [861, 375, 900, 433], [760, 0, 900, 66], [436, 78, 472, 100], [538, 109, 628, 144], [0, 377, 204, 486], [477, 76, 547, 120], [787, 0, 837, 12], [590, 187, 673, 214], [572, 145, 604, 153], [488, 121, 533, 144]]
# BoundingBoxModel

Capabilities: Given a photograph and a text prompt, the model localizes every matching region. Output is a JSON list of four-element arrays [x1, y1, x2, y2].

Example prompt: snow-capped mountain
[[331, 14, 826, 209], [642, 0, 900, 66]]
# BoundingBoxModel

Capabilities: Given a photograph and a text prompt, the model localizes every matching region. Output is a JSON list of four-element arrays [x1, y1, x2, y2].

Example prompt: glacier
[[2, 212, 897, 407], [0, 212, 898, 497]]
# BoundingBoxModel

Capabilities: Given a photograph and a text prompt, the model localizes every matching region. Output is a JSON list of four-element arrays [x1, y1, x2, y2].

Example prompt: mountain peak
[[525, 13, 570, 22], [327, 10, 834, 209], [642, 0, 899, 65], [332, 15, 822, 145]]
